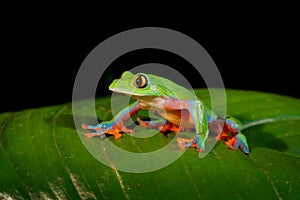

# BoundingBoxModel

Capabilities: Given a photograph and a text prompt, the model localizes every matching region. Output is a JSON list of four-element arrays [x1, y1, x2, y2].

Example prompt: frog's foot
[[137, 117, 183, 135], [137, 117, 168, 137], [82, 123, 108, 138], [81, 122, 129, 140], [177, 135, 205, 152], [215, 131, 235, 141], [137, 117, 166, 129], [82, 123, 103, 132], [224, 133, 250, 154]]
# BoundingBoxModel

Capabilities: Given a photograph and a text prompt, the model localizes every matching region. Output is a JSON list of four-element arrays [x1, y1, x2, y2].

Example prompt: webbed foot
[[177, 135, 205, 152], [137, 117, 183, 135], [225, 133, 250, 154]]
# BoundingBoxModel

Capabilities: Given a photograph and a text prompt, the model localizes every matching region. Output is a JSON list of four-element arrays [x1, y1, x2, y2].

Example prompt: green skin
[[82, 71, 250, 154]]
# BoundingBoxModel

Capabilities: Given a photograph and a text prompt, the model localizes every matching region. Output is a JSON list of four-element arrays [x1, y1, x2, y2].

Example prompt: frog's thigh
[[162, 99, 190, 110]]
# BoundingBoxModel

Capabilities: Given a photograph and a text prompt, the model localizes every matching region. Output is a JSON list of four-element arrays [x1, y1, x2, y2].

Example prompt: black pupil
[[136, 76, 143, 87], [135, 75, 147, 88]]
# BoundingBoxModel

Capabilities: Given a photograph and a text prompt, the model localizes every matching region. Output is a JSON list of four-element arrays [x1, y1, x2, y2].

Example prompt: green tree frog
[[82, 71, 249, 154]]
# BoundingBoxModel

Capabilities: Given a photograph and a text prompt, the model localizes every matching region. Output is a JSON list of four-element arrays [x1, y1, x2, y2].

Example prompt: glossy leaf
[[0, 89, 300, 199]]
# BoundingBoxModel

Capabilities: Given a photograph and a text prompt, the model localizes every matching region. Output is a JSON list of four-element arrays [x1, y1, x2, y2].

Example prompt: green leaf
[[1, 89, 300, 199]]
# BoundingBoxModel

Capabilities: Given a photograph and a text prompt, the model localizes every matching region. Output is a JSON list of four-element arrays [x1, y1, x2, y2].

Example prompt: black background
[[1, 20, 298, 113]]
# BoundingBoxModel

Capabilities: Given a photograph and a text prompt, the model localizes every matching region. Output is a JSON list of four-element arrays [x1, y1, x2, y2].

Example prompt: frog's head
[[109, 71, 161, 96]]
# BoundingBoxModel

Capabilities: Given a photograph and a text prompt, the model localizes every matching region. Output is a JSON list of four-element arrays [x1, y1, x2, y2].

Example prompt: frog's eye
[[133, 74, 148, 88]]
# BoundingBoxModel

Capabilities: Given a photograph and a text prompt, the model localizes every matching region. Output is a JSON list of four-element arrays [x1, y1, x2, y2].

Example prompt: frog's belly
[[155, 109, 195, 128], [137, 98, 195, 128]]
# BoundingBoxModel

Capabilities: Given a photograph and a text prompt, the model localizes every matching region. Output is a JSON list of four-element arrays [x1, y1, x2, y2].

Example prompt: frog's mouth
[[109, 87, 150, 96], [109, 88, 136, 96]]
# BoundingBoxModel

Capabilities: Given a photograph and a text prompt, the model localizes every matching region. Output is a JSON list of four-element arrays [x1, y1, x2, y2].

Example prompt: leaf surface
[[0, 89, 300, 199]]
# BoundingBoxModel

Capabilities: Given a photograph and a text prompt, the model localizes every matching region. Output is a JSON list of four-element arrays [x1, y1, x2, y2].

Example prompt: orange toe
[[82, 124, 88, 129], [114, 133, 122, 139], [177, 142, 187, 150], [84, 133, 95, 138]]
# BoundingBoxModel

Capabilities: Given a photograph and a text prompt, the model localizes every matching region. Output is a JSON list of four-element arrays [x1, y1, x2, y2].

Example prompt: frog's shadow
[[244, 125, 288, 152]]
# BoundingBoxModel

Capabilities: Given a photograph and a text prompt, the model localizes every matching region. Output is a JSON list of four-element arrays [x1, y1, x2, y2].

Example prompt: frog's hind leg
[[225, 131, 250, 154], [176, 100, 209, 153], [216, 116, 250, 154]]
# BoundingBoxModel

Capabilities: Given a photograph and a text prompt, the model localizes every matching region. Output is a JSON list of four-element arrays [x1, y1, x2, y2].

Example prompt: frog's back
[[148, 74, 197, 100]]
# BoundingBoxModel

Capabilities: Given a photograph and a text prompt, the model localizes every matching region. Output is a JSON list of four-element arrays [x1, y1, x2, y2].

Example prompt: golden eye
[[134, 74, 148, 88]]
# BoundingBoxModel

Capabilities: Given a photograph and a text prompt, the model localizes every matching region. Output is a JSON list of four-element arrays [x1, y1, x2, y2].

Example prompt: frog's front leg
[[136, 117, 167, 130], [82, 101, 140, 139], [137, 117, 184, 136]]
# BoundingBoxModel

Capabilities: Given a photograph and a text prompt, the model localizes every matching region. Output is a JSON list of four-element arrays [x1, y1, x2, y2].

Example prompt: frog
[[82, 71, 250, 154]]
